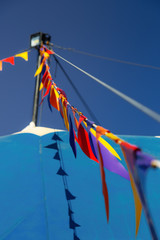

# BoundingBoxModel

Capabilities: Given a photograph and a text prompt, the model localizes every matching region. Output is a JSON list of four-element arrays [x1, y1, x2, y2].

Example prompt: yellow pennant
[[15, 51, 28, 61], [34, 62, 44, 77], [39, 82, 44, 91], [54, 87, 60, 99], [43, 52, 50, 59], [90, 128, 121, 160]]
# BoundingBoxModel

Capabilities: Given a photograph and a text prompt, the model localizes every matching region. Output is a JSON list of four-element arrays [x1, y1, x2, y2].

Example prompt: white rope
[[54, 52, 160, 123]]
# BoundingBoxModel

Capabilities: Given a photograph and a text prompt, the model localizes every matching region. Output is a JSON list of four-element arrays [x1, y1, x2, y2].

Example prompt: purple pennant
[[52, 133, 63, 142], [136, 151, 153, 168], [85, 119, 95, 132], [135, 151, 158, 240], [57, 167, 68, 176], [135, 150, 154, 197], [45, 142, 58, 150], [69, 115, 77, 158], [53, 152, 60, 160], [89, 131, 130, 180], [65, 189, 76, 200], [121, 144, 158, 239]]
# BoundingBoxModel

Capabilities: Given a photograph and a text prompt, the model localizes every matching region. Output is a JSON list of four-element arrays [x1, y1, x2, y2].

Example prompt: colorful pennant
[[3, 56, 15, 65], [38, 44, 159, 238], [0, 51, 29, 71], [96, 126, 110, 222], [15, 52, 28, 61]]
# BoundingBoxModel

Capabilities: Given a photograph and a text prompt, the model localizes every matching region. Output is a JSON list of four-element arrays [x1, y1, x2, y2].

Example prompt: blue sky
[[0, 0, 160, 136]]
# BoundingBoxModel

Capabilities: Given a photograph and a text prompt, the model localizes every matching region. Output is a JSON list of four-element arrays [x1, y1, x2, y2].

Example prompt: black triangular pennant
[[45, 142, 58, 150], [52, 133, 63, 142], [53, 152, 60, 160], [65, 189, 76, 200], [57, 167, 68, 176], [69, 215, 80, 229], [74, 233, 80, 240]]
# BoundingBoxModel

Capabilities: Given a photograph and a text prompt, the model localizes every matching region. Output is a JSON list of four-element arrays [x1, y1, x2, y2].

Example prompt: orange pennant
[[73, 111, 79, 130], [50, 85, 59, 111], [120, 142, 142, 236], [0, 61, 2, 71], [96, 126, 109, 140]]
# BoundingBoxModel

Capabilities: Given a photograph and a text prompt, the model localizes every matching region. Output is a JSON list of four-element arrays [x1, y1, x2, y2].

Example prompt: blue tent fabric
[[0, 131, 160, 239]]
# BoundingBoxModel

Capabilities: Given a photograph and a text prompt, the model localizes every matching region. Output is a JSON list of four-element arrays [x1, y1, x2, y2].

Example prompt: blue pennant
[[57, 167, 68, 176], [45, 142, 58, 150], [41, 62, 46, 75], [69, 115, 77, 158], [74, 233, 80, 240], [53, 152, 60, 160], [52, 133, 63, 142], [47, 91, 52, 112], [69, 215, 80, 229], [88, 132, 98, 159], [65, 189, 76, 200]]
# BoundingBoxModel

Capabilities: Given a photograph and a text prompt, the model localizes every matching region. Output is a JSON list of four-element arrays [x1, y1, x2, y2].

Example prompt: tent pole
[[32, 48, 41, 126], [30, 32, 51, 126]]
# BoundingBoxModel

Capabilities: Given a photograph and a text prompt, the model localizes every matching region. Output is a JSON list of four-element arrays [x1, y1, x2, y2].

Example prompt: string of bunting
[[0, 51, 28, 71], [35, 45, 160, 239], [45, 133, 80, 240]]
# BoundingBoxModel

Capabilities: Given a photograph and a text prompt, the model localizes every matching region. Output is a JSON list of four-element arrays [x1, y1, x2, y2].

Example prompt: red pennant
[[96, 126, 110, 222], [98, 143, 109, 222], [56, 87, 67, 99], [2, 56, 15, 65], [77, 123, 98, 163], [40, 82, 52, 105], [78, 115, 86, 128], [41, 70, 50, 89], [46, 49, 54, 55], [44, 46, 54, 55]]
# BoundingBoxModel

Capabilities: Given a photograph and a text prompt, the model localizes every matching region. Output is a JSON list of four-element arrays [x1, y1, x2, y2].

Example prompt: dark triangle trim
[[69, 215, 80, 229], [53, 152, 60, 160], [52, 133, 63, 141], [57, 167, 68, 176], [65, 189, 76, 200], [45, 142, 58, 150], [74, 233, 80, 240]]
